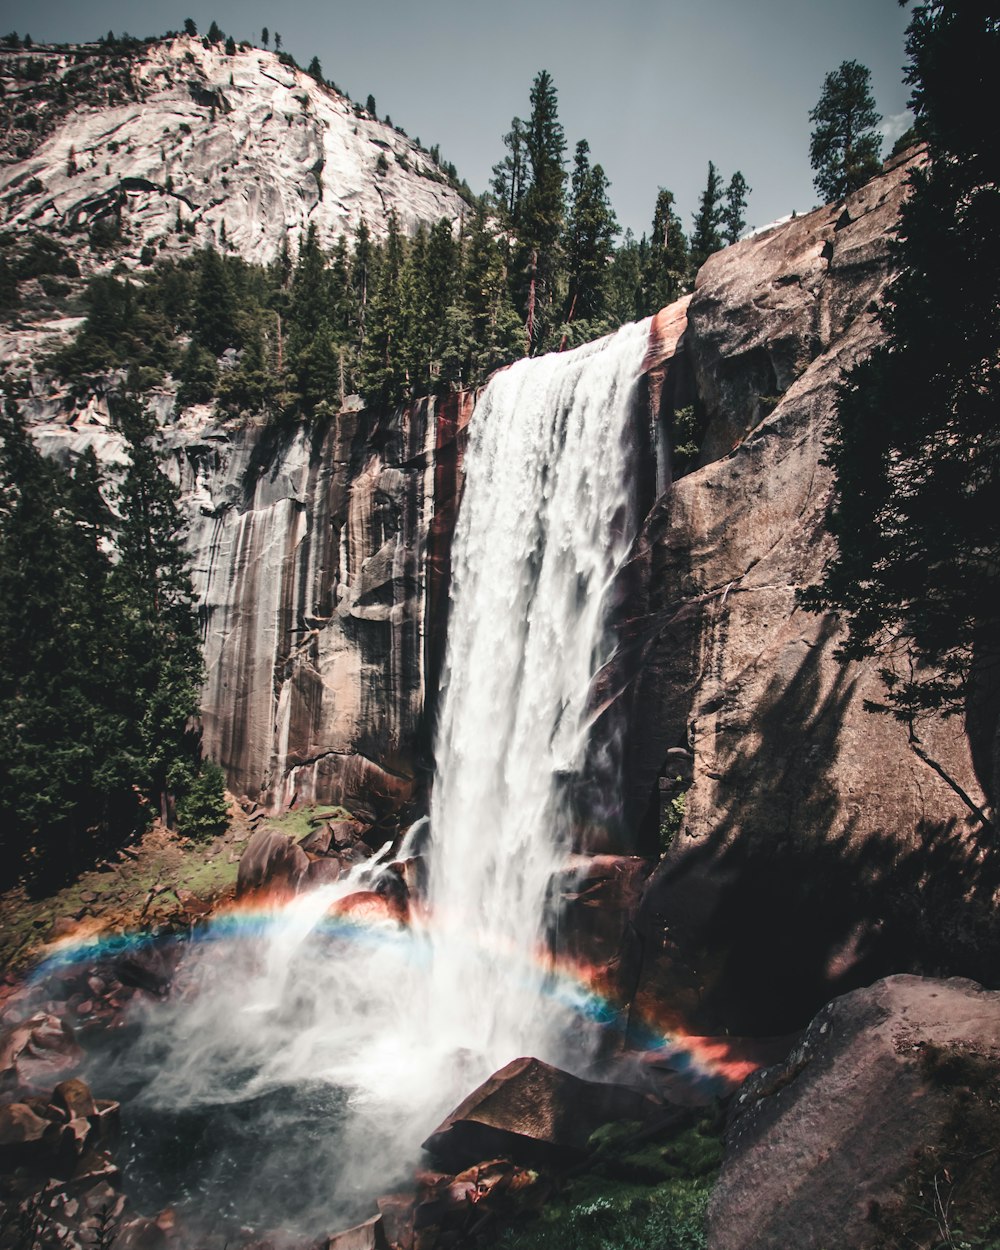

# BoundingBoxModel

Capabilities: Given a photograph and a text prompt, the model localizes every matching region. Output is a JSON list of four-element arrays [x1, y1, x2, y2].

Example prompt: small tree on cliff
[[722, 171, 751, 245], [643, 187, 689, 311], [800, 2, 1000, 825], [690, 161, 724, 271], [809, 60, 883, 202]]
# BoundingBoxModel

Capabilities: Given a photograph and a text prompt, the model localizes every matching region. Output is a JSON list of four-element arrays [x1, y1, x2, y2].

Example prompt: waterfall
[[425, 318, 650, 1068], [80, 319, 652, 1235]]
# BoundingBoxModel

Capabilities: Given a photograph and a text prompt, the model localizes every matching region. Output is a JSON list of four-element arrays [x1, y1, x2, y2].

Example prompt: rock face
[[616, 154, 994, 1034], [708, 975, 1000, 1250], [0, 35, 467, 272], [33, 391, 473, 813]]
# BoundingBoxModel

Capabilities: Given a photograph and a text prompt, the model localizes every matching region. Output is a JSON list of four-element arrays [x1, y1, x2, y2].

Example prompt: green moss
[[263, 803, 353, 842], [493, 1117, 721, 1250]]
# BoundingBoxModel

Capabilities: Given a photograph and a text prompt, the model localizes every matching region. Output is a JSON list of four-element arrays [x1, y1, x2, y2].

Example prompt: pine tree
[[307, 56, 323, 82], [192, 246, 235, 356], [516, 70, 568, 351], [207, 20, 224, 43], [110, 396, 203, 825], [643, 188, 689, 311], [261, 26, 269, 46], [361, 213, 407, 403], [690, 161, 724, 271], [274, 31, 281, 50], [491, 117, 527, 228], [722, 171, 751, 245], [809, 60, 883, 203], [564, 139, 618, 325], [608, 229, 646, 324]]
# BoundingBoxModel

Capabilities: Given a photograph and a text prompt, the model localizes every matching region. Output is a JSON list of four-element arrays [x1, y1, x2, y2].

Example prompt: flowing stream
[[82, 319, 651, 1237]]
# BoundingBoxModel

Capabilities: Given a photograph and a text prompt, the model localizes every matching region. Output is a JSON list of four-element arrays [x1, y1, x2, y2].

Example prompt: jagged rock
[[324, 1214, 388, 1250], [708, 975, 1000, 1250], [305, 858, 343, 886], [0, 1013, 83, 1091], [236, 828, 310, 898], [423, 1056, 658, 1170], [52, 1078, 97, 1120]]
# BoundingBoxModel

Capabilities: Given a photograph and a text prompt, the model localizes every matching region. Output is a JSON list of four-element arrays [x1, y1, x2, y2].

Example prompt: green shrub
[[175, 761, 229, 841]]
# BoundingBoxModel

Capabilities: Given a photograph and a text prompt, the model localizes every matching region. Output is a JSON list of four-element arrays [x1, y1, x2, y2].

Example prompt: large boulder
[[422, 1056, 659, 1170], [236, 828, 310, 899], [708, 975, 1000, 1250]]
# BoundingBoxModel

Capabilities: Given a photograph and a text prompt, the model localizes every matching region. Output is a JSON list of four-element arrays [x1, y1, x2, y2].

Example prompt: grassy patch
[[491, 1117, 721, 1250]]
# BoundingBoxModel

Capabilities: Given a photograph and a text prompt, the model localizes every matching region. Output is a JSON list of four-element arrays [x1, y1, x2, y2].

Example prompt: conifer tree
[[110, 396, 203, 825], [643, 188, 689, 312], [722, 171, 751, 245], [564, 139, 618, 324], [809, 60, 882, 202], [516, 70, 568, 351], [491, 117, 527, 228], [690, 161, 724, 271], [261, 26, 269, 46], [192, 246, 236, 356], [361, 213, 407, 402]]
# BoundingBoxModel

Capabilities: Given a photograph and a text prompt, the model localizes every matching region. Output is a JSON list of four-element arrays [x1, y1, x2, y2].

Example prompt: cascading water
[[425, 317, 650, 1069], [78, 318, 652, 1239]]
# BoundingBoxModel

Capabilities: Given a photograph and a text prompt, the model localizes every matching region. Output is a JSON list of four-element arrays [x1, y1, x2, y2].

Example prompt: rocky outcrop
[[33, 390, 473, 813], [708, 975, 1000, 1250], [422, 1056, 658, 1170], [0, 35, 467, 272], [615, 155, 994, 1034]]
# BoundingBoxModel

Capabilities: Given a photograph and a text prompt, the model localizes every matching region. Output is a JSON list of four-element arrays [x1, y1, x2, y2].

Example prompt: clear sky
[[0, 0, 914, 238]]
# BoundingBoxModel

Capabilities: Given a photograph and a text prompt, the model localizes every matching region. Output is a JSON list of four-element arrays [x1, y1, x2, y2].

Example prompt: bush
[[175, 761, 229, 841]]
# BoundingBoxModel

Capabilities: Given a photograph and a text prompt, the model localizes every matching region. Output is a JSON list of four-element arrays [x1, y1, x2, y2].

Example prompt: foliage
[[491, 1117, 721, 1250], [175, 760, 229, 840], [643, 189, 690, 311], [690, 161, 724, 270], [513, 69, 568, 351], [564, 139, 618, 324], [800, 1, 1000, 816], [809, 60, 883, 202], [0, 392, 210, 886], [659, 786, 687, 850], [722, 171, 751, 245]]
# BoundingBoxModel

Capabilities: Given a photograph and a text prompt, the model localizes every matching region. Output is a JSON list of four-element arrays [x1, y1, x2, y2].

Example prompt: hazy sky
[[0, 0, 914, 237]]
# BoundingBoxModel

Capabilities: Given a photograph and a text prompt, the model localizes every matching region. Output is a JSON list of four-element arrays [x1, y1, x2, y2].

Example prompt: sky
[[0, 0, 915, 237]]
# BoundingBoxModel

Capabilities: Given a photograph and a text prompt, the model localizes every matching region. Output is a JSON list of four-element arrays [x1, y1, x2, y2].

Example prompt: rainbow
[[27, 895, 763, 1091]]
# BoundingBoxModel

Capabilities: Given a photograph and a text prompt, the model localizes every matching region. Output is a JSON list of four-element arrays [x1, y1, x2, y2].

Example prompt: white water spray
[[84, 320, 651, 1235]]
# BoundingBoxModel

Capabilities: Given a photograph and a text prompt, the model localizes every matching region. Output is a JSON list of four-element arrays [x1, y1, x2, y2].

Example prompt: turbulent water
[[83, 319, 651, 1238]]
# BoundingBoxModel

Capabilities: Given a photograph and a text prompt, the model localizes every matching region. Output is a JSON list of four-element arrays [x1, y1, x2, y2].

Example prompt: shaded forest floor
[[0, 803, 290, 981]]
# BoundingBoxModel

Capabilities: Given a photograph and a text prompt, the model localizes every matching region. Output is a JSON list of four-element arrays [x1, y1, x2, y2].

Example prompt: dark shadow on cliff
[[643, 618, 1000, 1035]]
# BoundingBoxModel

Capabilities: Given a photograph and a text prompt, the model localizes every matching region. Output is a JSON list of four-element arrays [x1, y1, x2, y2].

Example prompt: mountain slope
[[0, 33, 467, 273]]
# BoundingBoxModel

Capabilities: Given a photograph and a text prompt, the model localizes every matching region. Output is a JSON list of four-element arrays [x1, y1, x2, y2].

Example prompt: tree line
[[0, 396, 228, 887]]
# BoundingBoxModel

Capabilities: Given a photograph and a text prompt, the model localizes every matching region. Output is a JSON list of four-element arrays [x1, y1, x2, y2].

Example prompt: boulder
[[0, 1101, 50, 1167], [330, 891, 407, 927], [236, 828, 310, 899], [423, 1056, 658, 1170], [0, 1013, 83, 1092], [306, 857, 343, 886], [324, 1214, 388, 1250], [708, 975, 1000, 1250]]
